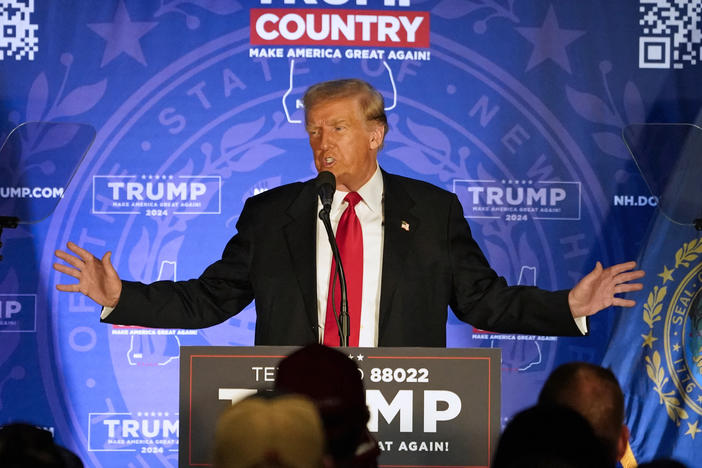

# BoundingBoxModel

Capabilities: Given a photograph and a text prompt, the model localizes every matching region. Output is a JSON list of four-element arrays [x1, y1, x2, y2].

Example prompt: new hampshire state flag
[[603, 213, 702, 467]]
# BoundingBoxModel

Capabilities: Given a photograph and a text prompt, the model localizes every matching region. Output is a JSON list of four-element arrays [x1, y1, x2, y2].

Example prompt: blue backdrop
[[1, 1, 700, 466]]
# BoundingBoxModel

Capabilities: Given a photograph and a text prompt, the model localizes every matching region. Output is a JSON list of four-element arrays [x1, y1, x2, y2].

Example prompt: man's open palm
[[568, 261, 645, 319], [54, 242, 122, 307]]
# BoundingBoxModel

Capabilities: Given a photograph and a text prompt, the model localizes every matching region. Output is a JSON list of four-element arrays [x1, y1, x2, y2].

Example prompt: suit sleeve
[[102, 200, 257, 329], [446, 194, 582, 336]]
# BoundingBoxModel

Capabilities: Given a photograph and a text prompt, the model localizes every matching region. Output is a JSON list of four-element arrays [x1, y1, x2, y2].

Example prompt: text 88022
[[368, 367, 429, 383]]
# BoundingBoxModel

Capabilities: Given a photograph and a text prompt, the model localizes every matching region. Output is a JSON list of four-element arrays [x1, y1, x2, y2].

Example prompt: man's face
[[306, 95, 384, 192]]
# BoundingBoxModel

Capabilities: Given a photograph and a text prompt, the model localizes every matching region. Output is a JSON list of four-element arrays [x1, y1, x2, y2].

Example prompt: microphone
[[314, 171, 350, 346], [314, 171, 335, 214]]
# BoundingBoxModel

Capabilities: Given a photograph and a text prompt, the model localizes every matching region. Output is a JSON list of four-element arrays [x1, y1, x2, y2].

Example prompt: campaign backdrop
[[0, 1, 700, 467]]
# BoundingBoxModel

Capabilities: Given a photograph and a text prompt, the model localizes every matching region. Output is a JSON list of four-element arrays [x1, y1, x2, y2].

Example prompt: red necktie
[[323, 192, 363, 347]]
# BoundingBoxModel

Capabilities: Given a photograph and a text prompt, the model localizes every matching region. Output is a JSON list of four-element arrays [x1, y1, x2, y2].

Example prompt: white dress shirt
[[316, 165, 384, 347]]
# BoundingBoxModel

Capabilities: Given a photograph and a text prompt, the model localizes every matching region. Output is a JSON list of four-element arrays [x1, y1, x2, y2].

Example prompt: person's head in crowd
[[303, 79, 387, 192], [274, 344, 378, 468], [214, 393, 327, 468], [491, 405, 613, 468], [538, 362, 629, 462], [0, 422, 84, 468]]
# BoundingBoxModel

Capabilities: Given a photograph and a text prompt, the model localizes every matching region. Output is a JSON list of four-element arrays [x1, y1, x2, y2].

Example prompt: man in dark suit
[[53, 79, 644, 347]]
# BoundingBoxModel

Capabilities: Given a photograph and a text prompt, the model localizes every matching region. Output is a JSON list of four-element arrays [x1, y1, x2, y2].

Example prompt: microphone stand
[[318, 208, 350, 346]]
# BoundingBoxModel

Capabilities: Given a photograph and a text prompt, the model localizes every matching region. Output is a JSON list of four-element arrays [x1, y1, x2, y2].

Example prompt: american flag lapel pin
[[401, 220, 410, 231]]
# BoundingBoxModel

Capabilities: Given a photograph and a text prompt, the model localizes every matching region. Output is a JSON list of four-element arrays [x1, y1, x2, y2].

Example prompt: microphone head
[[315, 171, 335, 213], [314, 171, 336, 189]]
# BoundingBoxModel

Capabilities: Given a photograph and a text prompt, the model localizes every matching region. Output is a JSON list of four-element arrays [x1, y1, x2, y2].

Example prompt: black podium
[[179, 346, 501, 468]]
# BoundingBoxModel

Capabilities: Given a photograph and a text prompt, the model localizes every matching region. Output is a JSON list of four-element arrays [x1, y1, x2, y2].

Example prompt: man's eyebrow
[[306, 118, 349, 130]]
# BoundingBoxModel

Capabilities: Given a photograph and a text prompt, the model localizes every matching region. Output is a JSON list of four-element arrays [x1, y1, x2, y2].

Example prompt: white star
[[356, 354, 364, 361]]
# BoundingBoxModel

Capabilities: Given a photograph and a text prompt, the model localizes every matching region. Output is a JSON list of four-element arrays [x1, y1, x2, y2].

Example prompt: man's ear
[[368, 123, 385, 150]]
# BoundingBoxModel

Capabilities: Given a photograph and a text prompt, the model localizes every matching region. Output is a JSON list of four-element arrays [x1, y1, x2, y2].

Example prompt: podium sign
[[180, 346, 501, 468]]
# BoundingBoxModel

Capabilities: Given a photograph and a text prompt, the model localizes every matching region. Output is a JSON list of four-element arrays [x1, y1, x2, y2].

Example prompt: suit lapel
[[378, 171, 418, 335], [283, 181, 319, 337]]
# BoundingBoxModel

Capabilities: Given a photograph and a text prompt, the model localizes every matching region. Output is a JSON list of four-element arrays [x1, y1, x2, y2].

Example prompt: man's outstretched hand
[[54, 241, 122, 307], [569, 261, 645, 319]]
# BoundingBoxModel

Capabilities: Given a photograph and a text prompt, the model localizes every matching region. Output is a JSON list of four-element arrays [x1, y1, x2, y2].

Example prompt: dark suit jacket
[[104, 170, 581, 346]]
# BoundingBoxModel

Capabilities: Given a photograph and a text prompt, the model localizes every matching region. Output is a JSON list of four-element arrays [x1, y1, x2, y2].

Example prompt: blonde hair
[[214, 394, 325, 468]]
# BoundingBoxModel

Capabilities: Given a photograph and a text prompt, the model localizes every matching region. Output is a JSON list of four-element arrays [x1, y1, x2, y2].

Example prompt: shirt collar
[[331, 165, 383, 214]]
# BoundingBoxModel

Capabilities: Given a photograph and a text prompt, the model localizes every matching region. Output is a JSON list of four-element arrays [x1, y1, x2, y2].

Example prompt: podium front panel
[[180, 346, 500, 468]]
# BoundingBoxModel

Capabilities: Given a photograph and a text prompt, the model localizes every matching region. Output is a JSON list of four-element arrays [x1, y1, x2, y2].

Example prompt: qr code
[[0, 0, 38, 61], [639, 0, 702, 68]]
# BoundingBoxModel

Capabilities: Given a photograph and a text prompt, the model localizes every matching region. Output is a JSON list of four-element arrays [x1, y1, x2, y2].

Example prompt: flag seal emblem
[[642, 238, 702, 436]]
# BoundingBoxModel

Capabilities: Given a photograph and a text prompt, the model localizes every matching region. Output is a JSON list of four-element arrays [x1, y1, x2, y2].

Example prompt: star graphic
[[516, 6, 585, 73], [356, 354, 364, 361], [88, 0, 157, 67], [685, 420, 702, 439], [348, 354, 354, 360], [641, 330, 658, 349], [673, 343, 680, 352], [658, 265, 674, 284]]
